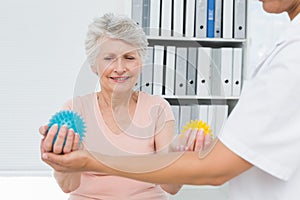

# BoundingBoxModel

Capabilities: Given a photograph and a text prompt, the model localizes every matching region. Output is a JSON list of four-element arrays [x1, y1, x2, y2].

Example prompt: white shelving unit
[[131, 1, 249, 199], [146, 36, 247, 114], [132, 0, 248, 112]]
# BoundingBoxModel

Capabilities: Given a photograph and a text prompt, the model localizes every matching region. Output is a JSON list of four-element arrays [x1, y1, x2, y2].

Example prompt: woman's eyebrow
[[124, 51, 138, 55]]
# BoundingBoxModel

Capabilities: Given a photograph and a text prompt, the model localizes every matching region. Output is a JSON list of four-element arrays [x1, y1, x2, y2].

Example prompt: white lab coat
[[218, 13, 300, 200]]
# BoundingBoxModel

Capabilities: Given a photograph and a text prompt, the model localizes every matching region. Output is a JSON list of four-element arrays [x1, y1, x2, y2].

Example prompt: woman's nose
[[113, 58, 126, 73]]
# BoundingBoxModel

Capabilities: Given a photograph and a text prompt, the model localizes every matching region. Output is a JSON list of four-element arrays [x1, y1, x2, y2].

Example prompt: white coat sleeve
[[219, 40, 300, 181]]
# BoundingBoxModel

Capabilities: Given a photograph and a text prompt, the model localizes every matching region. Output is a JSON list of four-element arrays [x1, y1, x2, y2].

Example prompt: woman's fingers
[[43, 124, 58, 152], [39, 125, 49, 136], [41, 122, 81, 158], [72, 133, 81, 151], [40, 138, 46, 154], [186, 129, 198, 151], [41, 152, 66, 172], [194, 128, 205, 152], [53, 125, 68, 154], [172, 128, 199, 152], [203, 134, 213, 151], [172, 128, 214, 153], [62, 130, 81, 153], [176, 128, 191, 151], [62, 129, 75, 154]]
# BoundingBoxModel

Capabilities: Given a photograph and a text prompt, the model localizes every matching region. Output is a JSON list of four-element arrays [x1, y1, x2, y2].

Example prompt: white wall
[[0, 1, 130, 198], [0, 0, 130, 174], [0, 177, 69, 200]]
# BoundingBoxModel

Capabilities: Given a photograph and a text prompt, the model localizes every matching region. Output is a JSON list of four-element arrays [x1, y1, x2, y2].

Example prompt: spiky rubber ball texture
[[48, 110, 86, 143], [181, 119, 213, 137]]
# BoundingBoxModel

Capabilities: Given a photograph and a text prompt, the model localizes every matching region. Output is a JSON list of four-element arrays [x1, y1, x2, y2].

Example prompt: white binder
[[191, 105, 200, 120], [221, 47, 233, 97], [142, 0, 151, 35], [214, 105, 228, 137], [134, 72, 142, 91], [141, 47, 154, 94], [131, 0, 143, 27], [234, 0, 247, 39], [173, 0, 184, 37], [222, 0, 234, 38], [161, 0, 172, 36], [232, 48, 243, 96], [165, 46, 176, 95], [190, 104, 209, 138], [149, 0, 161, 36], [197, 47, 212, 97], [195, 0, 207, 38], [153, 45, 164, 95], [187, 47, 197, 95], [171, 105, 180, 134], [214, 0, 223, 38], [199, 105, 209, 124], [185, 0, 196, 38], [209, 105, 228, 137], [211, 48, 222, 96], [179, 105, 192, 132], [175, 47, 188, 95], [207, 105, 216, 135], [208, 105, 228, 137]]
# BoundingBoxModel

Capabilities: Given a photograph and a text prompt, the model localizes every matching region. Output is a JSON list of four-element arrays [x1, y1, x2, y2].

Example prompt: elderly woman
[[40, 13, 182, 199]]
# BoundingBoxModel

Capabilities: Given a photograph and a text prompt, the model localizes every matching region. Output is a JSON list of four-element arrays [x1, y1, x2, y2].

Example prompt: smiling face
[[93, 37, 142, 95], [259, 0, 300, 19]]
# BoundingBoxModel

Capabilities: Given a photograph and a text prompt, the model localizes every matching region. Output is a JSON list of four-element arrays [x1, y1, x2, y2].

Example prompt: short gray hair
[[85, 13, 148, 66]]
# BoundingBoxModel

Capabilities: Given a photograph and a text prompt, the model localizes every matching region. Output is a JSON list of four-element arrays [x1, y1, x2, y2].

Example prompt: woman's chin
[[110, 85, 134, 94]]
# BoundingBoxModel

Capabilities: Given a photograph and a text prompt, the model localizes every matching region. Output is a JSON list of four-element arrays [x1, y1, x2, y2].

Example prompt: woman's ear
[[91, 65, 98, 75]]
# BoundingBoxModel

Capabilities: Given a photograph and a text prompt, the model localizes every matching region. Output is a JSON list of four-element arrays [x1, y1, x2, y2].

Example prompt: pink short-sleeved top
[[62, 92, 174, 200]]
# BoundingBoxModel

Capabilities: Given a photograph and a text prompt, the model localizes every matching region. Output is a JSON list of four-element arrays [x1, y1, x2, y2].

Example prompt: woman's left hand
[[171, 128, 213, 152]]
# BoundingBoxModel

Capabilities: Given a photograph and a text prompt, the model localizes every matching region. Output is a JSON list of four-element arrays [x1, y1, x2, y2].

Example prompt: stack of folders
[[131, 0, 247, 38], [171, 105, 229, 136], [135, 46, 243, 98]]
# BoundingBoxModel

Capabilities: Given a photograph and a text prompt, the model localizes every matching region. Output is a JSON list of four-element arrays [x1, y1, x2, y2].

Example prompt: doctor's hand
[[171, 128, 213, 152], [41, 149, 97, 173], [39, 124, 81, 154]]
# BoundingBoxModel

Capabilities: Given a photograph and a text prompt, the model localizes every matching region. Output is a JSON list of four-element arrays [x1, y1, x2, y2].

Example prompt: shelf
[[147, 36, 246, 48], [163, 96, 239, 114], [163, 95, 239, 100]]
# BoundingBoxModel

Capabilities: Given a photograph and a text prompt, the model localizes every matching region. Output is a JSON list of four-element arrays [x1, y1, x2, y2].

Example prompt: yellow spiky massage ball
[[180, 120, 213, 138]]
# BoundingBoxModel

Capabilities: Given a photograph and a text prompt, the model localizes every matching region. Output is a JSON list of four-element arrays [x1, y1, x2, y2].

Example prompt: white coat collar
[[250, 13, 300, 79], [275, 13, 300, 46]]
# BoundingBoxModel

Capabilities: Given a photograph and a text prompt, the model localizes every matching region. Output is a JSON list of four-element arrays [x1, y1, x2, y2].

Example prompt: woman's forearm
[[53, 171, 81, 193]]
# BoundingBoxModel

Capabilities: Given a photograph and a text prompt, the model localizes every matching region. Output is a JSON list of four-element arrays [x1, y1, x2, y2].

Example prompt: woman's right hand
[[39, 125, 83, 192], [39, 124, 81, 155]]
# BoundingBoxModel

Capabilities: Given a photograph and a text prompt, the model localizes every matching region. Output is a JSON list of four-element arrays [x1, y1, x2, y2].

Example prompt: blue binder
[[207, 0, 215, 38]]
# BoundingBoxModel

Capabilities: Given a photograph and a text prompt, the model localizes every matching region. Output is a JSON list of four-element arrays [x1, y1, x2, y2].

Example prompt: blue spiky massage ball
[[48, 110, 86, 143]]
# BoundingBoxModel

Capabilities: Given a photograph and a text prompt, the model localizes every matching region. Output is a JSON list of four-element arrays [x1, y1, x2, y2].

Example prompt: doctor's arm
[[42, 138, 253, 186]]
